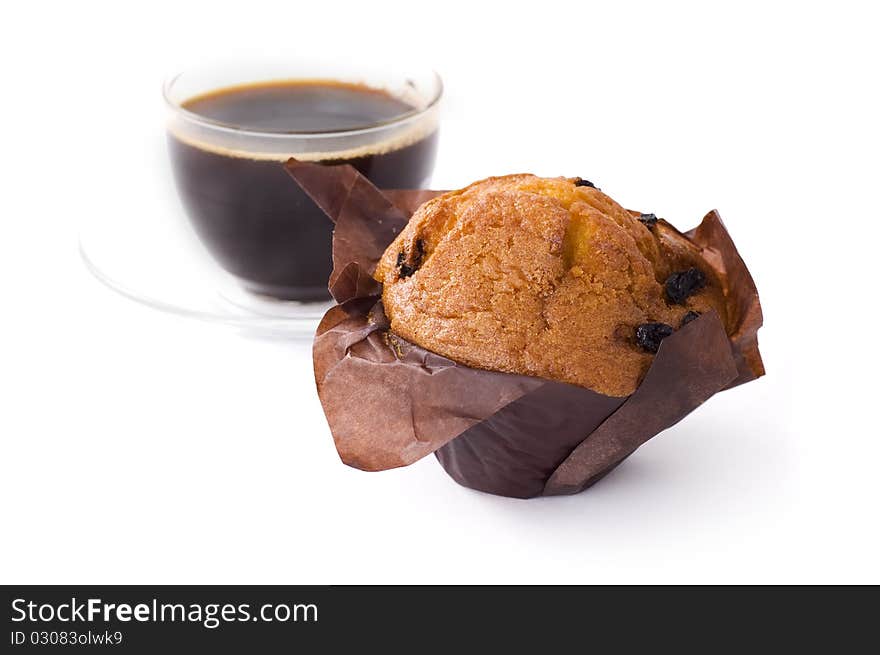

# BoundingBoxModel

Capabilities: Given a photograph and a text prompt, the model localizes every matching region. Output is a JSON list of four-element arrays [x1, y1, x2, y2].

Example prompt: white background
[[2, 1, 878, 584]]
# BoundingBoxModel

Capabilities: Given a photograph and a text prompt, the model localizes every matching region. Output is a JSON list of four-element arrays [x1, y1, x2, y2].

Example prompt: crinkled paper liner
[[286, 159, 764, 498]]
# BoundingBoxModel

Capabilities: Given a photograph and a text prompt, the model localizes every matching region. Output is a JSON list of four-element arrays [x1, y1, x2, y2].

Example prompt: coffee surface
[[182, 80, 416, 133]]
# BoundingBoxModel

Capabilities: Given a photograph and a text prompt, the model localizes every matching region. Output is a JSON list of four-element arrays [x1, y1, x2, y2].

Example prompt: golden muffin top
[[374, 174, 727, 396]]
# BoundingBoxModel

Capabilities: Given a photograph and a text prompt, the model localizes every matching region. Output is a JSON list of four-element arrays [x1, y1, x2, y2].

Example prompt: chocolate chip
[[681, 310, 701, 326], [638, 213, 658, 228], [635, 322, 675, 354], [396, 239, 426, 279], [574, 178, 596, 188], [665, 267, 706, 304], [397, 257, 416, 278], [395, 252, 410, 276]]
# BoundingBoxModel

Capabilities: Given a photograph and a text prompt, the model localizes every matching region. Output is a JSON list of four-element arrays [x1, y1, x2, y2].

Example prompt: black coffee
[[168, 80, 438, 301]]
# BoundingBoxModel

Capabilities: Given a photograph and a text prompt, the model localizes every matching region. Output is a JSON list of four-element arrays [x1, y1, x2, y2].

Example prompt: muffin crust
[[375, 175, 727, 396]]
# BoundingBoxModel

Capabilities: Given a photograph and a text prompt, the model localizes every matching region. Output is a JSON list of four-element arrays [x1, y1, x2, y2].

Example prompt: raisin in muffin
[[374, 175, 729, 397]]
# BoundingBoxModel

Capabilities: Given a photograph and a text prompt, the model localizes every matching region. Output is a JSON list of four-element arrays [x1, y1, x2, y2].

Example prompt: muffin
[[288, 157, 763, 496], [374, 174, 729, 397]]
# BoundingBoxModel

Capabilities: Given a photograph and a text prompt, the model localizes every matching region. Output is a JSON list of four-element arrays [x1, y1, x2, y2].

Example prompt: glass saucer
[[78, 197, 331, 339]]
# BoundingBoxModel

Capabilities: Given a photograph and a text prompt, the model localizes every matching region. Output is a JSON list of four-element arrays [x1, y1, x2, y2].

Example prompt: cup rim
[[163, 69, 443, 139]]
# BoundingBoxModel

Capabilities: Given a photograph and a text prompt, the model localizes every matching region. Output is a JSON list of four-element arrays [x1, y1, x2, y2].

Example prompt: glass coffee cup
[[164, 62, 441, 302]]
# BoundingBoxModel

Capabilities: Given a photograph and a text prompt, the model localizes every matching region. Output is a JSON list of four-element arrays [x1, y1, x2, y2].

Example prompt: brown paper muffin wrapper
[[285, 159, 764, 498]]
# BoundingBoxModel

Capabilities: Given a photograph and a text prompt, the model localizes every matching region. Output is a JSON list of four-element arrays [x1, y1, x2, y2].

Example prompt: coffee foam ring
[[167, 114, 438, 163]]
